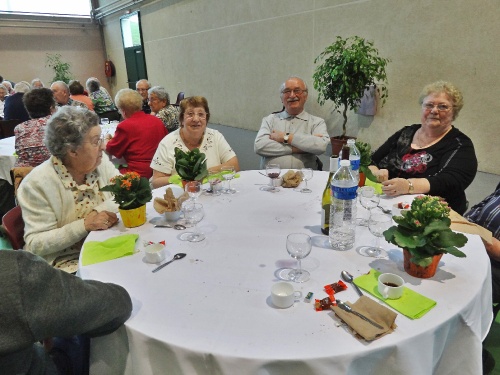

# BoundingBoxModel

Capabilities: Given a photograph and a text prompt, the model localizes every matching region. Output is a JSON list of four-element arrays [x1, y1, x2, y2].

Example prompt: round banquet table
[[79, 170, 493, 375]]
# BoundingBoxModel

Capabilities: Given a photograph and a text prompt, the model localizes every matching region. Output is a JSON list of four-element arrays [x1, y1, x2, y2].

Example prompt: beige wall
[[0, 19, 111, 93], [103, 0, 498, 174]]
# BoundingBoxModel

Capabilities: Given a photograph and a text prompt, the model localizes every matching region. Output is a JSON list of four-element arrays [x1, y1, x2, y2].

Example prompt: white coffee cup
[[144, 243, 166, 264], [271, 282, 302, 308], [378, 273, 404, 299]]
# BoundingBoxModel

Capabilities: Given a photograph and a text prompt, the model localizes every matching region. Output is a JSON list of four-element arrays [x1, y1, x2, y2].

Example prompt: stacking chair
[[2, 205, 25, 250], [174, 92, 185, 106], [0, 119, 23, 139]]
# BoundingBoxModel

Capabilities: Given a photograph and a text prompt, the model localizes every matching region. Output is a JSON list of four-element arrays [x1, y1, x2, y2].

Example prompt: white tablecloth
[[0, 136, 16, 184], [79, 170, 493, 375]]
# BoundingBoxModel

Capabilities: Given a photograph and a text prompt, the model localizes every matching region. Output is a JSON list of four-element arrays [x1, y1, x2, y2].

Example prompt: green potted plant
[[313, 36, 390, 155], [46, 53, 74, 84], [100, 172, 152, 228], [383, 195, 467, 278], [174, 147, 208, 184], [355, 140, 378, 186]]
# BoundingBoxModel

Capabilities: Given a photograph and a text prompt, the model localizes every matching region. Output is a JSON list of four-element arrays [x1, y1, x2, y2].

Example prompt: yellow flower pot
[[119, 205, 147, 228]]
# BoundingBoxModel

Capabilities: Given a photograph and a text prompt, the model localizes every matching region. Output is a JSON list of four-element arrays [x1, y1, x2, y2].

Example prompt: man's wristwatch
[[407, 179, 414, 194], [283, 133, 290, 144]]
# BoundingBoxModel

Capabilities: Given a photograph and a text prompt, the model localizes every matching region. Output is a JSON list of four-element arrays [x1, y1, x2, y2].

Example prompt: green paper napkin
[[82, 234, 138, 266], [354, 269, 436, 319], [168, 172, 241, 187], [364, 179, 383, 195]]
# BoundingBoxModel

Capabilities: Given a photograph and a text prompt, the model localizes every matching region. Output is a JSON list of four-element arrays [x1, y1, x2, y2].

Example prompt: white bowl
[[144, 243, 166, 263]]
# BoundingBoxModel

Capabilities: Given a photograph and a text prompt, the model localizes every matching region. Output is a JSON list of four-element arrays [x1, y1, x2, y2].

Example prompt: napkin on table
[[82, 234, 139, 266], [364, 178, 383, 194], [281, 170, 303, 188], [331, 295, 397, 341], [354, 269, 436, 319], [449, 209, 493, 245]]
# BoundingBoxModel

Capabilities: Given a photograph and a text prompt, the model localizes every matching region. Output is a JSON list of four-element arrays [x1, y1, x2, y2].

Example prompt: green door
[[121, 11, 147, 89]]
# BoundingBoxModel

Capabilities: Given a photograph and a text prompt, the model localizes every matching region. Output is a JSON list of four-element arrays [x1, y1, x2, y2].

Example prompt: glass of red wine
[[265, 163, 281, 192]]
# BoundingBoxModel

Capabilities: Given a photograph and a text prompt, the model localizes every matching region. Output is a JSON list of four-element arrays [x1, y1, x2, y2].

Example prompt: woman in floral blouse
[[148, 86, 180, 132], [14, 88, 55, 167]]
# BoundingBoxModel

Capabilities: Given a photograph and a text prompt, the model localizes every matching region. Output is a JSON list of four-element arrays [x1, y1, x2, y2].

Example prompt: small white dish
[[144, 243, 166, 264]]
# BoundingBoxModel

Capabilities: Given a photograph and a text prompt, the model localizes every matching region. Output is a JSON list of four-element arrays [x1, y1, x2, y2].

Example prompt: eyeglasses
[[422, 103, 452, 112], [185, 112, 207, 120], [87, 136, 105, 148], [281, 88, 308, 96]]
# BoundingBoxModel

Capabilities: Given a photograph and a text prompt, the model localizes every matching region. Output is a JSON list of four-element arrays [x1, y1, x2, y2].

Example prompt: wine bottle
[[321, 155, 339, 235]]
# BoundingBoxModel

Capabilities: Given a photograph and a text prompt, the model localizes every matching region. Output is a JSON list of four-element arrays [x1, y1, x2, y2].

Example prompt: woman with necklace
[[151, 96, 239, 188], [369, 81, 477, 214]]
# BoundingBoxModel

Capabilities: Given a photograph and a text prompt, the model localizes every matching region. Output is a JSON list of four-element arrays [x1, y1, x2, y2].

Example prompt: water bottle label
[[331, 185, 357, 200], [350, 158, 360, 171]]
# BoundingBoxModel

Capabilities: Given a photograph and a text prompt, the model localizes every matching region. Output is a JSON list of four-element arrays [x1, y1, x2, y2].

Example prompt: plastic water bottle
[[329, 159, 358, 250], [347, 139, 360, 183]]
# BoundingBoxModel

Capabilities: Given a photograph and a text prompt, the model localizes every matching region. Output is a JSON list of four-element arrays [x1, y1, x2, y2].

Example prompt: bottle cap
[[340, 159, 350, 167], [347, 139, 355, 144]]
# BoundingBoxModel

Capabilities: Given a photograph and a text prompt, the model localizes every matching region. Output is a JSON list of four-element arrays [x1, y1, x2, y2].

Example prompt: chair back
[[2, 205, 25, 249], [0, 119, 24, 139], [174, 92, 185, 106], [10, 167, 34, 197]]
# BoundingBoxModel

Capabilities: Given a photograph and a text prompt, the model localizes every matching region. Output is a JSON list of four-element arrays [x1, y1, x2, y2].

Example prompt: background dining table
[[79, 170, 493, 375]]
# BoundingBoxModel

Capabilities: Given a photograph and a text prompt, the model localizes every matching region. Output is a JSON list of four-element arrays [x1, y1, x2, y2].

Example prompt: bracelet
[[407, 179, 414, 194]]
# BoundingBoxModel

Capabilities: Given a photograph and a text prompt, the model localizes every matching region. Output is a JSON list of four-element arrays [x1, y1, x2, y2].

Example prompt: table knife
[[336, 300, 384, 329]]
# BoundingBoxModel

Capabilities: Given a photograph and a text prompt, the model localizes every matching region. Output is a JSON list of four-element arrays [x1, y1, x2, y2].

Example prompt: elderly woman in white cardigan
[[17, 107, 120, 273]]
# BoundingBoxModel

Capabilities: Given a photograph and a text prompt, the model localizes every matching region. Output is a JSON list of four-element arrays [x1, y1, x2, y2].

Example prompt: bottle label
[[350, 157, 360, 171], [331, 185, 357, 200]]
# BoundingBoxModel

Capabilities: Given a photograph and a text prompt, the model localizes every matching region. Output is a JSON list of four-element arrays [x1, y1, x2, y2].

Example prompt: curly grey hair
[[148, 86, 170, 105], [44, 106, 100, 160]]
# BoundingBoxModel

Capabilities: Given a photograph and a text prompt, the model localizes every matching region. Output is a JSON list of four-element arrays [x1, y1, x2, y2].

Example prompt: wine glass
[[179, 202, 205, 242], [359, 212, 391, 258], [185, 181, 202, 202], [358, 186, 380, 226], [265, 163, 281, 192], [286, 233, 312, 283], [221, 166, 236, 194], [300, 168, 313, 193]]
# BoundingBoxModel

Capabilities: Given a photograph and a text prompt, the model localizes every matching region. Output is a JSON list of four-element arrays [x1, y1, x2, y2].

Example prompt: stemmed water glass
[[204, 171, 221, 196], [185, 181, 202, 202], [221, 166, 236, 194], [359, 211, 391, 258], [266, 163, 281, 192], [179, 202, 205, 242], [285, 233, 312, 283], [300, 168, 313, 193], [358, 186, 380, 226]]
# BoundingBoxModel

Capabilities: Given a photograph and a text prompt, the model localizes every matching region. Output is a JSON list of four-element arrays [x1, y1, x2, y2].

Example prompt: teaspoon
[[152, 253, 186, 273], [154, 223, 186, 230], [341, 270, 364, 296]]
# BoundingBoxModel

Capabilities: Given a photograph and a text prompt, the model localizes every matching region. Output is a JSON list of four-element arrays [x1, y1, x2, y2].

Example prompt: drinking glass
[[265, 163, 281, 192], [204, 171, 221, 196], [286, 233, 312, 283], [185, 181, 202, 202], [179, 202, 205, 242], [358, 186, 380, 226], [359, 212, 391, 258], [100, 117, 109, 125], [300, 168, 313, 193], [221, 166, 236, 194]]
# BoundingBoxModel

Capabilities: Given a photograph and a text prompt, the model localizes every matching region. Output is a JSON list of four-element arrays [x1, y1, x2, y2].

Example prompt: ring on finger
[[105, 220, 110, 225]]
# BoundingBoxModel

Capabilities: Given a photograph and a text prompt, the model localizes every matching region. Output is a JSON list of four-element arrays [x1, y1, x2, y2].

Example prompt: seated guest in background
[[0, 250, 132, 375], [148, 86, 180, 132], [15, 88, 55, 167], [3, 81, 31, 122], [254, 76, 329, 169], [86, 77, 119, 121], [1, 80, 14, 95], [0, 83, 7, 119], [464, 182, 500, 308], [17, 107, 120, 273], [136, 79, 151, 114], [31, 78, 44, 88], [105, 88, 167, 179], [50, 81, 86, 108], [69, 80, 94, 111], [369, 81, 477, 214], [151, 96, 239, 188]]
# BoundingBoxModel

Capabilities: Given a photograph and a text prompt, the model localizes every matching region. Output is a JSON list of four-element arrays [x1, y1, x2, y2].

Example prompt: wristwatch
[[407, 179, 414, 194], [283, 133, 290, 144]]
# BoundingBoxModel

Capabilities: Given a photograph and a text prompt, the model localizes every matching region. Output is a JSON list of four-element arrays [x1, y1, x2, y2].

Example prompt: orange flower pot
[[403, 249, 443, 278], [119, 205, 147, 228]]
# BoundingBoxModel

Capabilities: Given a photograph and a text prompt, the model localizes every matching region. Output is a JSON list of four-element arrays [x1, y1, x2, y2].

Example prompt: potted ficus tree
[[313, 36, 390, 155], [46, 53, 74, 84]]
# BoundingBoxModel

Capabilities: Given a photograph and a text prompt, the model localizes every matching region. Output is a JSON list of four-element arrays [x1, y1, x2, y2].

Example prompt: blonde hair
[[419, 81, 464, 120]]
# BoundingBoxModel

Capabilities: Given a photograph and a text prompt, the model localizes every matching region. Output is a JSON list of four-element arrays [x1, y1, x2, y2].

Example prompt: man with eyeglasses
[[136, 79, 151, 114], [254, 76, 329, 169]]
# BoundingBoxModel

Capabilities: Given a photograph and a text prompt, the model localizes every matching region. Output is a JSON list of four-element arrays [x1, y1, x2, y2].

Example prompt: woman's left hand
[[381, 178, 409, 196]]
